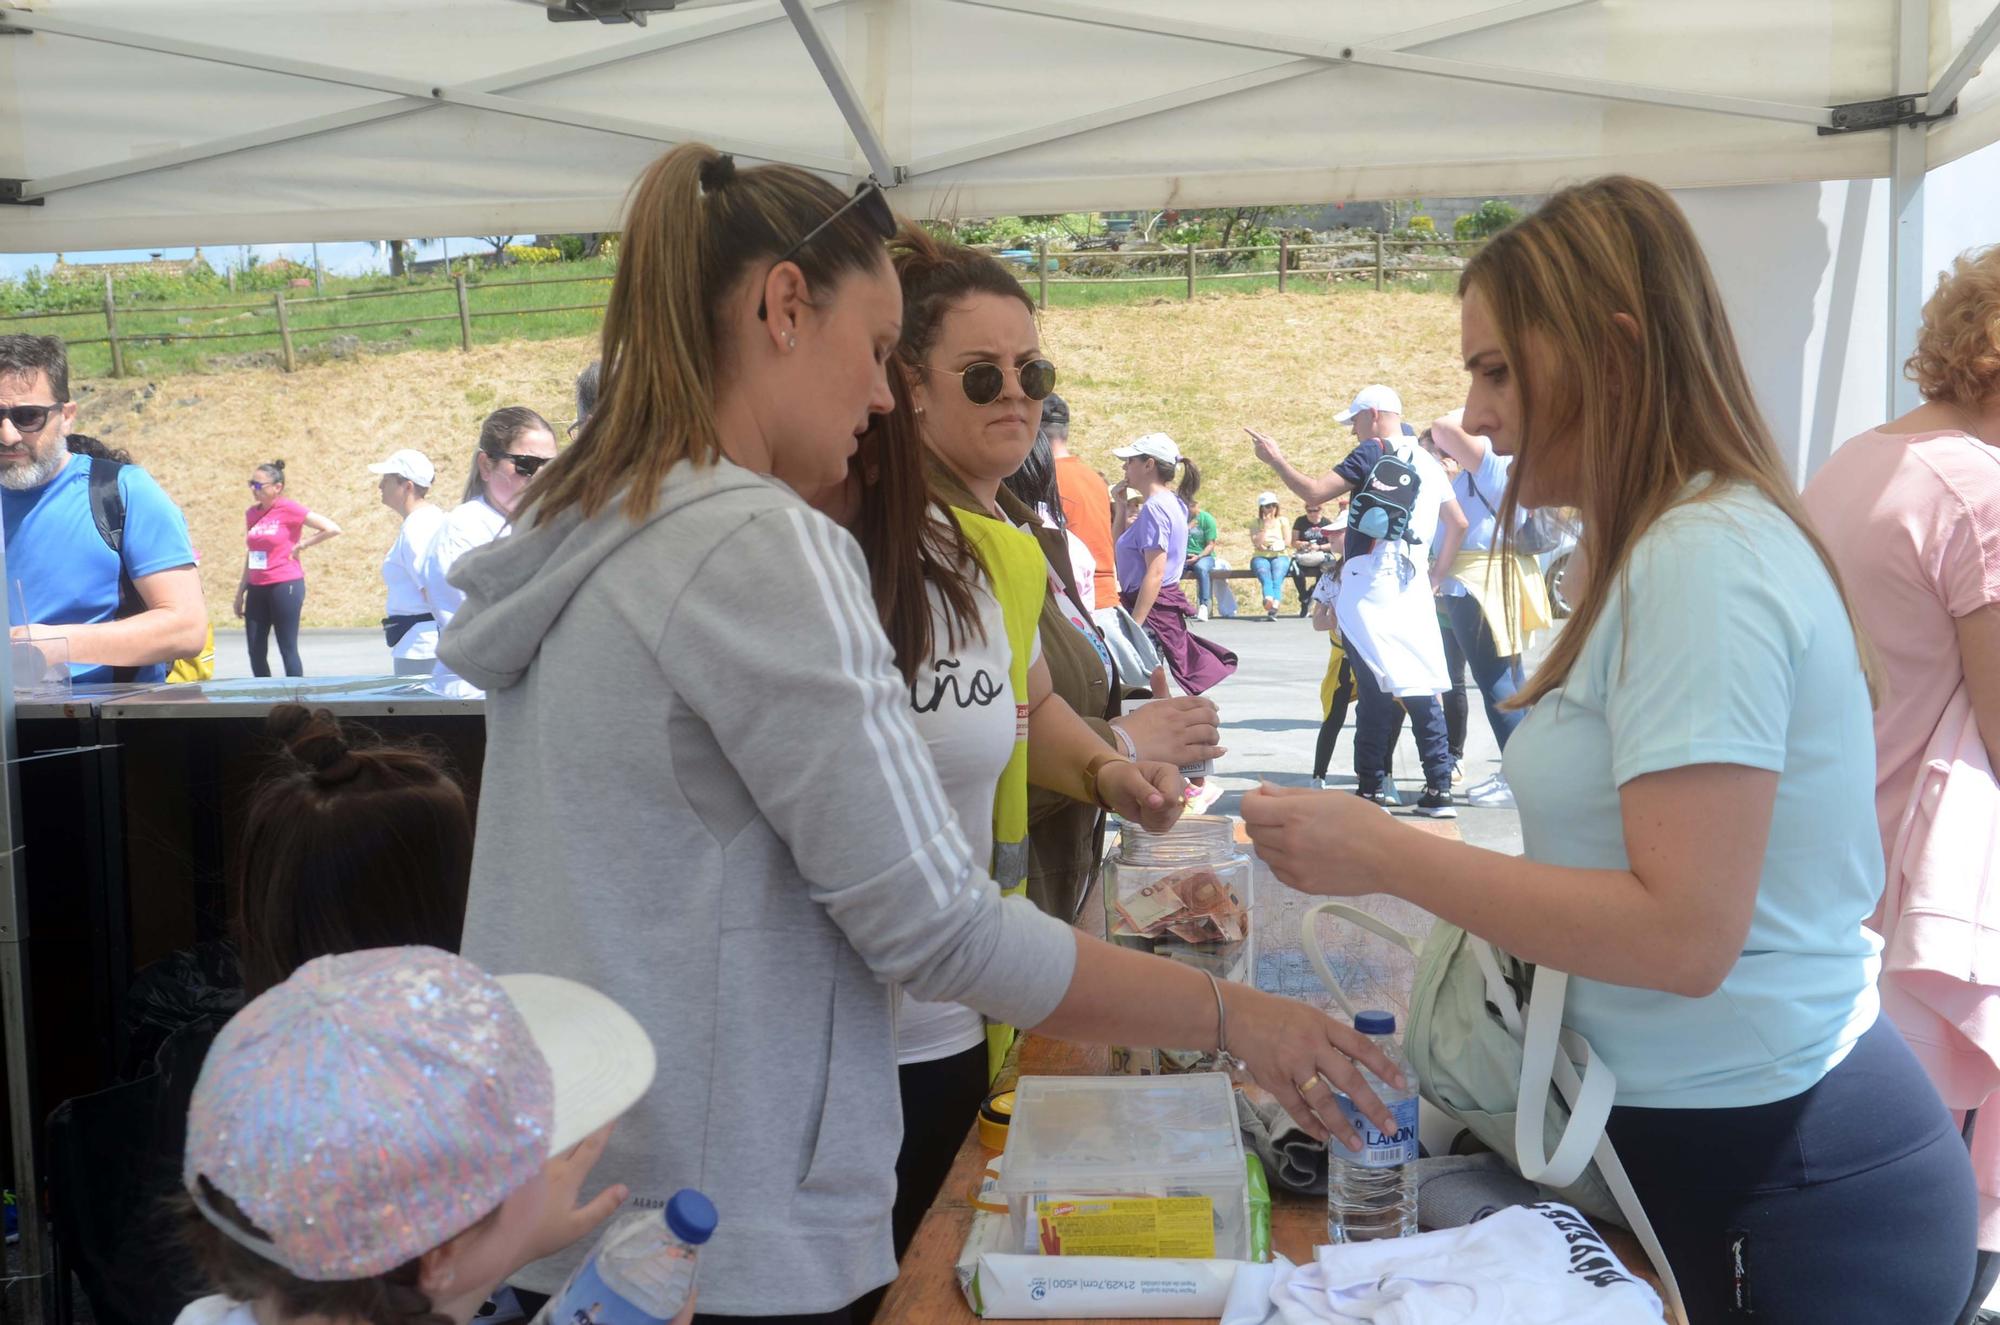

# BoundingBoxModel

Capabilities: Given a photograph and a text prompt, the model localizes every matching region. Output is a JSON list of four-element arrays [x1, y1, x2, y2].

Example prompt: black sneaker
[[1415, 784, 1457, 818]]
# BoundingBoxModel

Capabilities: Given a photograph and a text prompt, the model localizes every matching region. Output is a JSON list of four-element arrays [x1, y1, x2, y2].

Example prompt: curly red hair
[[1907, 245, 2000, 407]]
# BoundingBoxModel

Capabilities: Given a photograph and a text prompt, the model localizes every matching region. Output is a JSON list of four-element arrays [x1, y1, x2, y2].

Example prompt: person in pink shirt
[[1804, 244, 2000, 1283], [233, 459, 341, 677], [1804, 247, 2000, 858]]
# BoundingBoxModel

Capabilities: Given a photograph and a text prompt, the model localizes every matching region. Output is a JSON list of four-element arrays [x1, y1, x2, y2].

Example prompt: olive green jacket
[[930, 465, 1124, 924]]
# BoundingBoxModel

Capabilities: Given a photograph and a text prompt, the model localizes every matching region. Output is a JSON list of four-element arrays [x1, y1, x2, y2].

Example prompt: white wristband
[[1108, 722, 1138, 760]]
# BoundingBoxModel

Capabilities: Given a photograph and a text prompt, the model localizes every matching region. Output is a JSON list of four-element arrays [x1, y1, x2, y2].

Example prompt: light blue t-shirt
[[1452, 446, 1511, 554], [1504, 483, 1883, 1109], [2, 450, 195, 685]]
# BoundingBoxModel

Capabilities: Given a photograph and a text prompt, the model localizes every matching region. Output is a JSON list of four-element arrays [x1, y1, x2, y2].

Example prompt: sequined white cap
[[183, 946, 655, 1281]]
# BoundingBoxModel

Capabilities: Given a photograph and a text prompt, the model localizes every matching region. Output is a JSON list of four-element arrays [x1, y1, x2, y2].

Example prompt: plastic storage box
[[995, 1073, 1252, 1261]]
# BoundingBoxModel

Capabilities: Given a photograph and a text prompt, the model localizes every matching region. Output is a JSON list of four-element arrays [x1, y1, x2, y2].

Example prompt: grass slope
[[78, 288, 1466, 628]]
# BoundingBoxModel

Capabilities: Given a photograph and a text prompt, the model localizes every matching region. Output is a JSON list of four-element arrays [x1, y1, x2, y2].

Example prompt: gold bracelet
[[1080, 751, 1133, 810]]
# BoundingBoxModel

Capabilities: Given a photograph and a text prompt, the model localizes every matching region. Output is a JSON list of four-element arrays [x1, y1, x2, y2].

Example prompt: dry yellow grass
[[78, 289, 1464, 626]]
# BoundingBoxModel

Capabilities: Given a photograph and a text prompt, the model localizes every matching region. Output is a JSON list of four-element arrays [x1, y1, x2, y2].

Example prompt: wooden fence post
[[1186, 243, 1197, 299], [1036, 239, 1048, 311], [102, 275, 124, 379], [1374, 232, 1386, 292], [1277, 236, 1289, 293], [274, 292, 296, 373], [455, 275, 474, 352]]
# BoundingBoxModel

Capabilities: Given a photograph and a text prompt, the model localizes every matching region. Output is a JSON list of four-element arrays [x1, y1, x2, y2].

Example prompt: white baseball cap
[[1257, 491, 1280, 507], [1335, 384, 1404, 423], [367, 448, 436, 487], [1112, 432, 1181, 465]]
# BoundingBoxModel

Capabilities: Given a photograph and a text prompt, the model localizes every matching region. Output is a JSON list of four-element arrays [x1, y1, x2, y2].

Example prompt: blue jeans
[[1250, 555, 1291, 604], [1187, 554, 1216, 607], [1346, 635, 1453, 789], [1441, 591, 1524, 750]]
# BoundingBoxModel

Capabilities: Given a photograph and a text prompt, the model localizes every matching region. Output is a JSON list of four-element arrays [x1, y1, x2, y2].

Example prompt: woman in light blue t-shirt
[[1245, 176, 1976, 1322]]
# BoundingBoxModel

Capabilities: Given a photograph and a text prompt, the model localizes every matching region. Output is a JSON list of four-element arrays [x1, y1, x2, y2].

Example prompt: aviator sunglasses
[[756, 177, 898, 321], [921, 358, 1058, 407], [488, 451, 551, 478], [0, 404, 59, 434]]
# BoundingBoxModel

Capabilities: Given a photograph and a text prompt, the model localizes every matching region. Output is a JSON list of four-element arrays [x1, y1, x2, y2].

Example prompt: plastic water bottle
[[536, 1189, 718, 1324], [1326, 1010, 1418, 1243]]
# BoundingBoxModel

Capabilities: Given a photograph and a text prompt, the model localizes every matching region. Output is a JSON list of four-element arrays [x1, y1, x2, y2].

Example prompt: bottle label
[[1336, 1093, 1418, 1169], [546, 1256, 688, 1325]]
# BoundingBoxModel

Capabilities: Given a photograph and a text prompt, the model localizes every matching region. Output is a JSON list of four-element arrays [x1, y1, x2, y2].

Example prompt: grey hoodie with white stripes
[[439, 457, 1078, 1314]]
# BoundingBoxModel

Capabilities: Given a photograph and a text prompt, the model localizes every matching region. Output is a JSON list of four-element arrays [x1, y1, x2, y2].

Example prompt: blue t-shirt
[[1504, 483, 1883, 1108], [1452, 447, 1512, 554], [2, 452, 196, 684]]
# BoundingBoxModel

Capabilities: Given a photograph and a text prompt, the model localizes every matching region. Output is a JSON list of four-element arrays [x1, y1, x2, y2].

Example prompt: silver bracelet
[[1109, 723, 1139, 760], [1205, 971, 1248, 1072]]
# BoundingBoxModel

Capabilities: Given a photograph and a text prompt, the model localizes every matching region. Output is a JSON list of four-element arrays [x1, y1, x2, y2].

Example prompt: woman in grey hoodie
[[438, 145, 1401, 1322]]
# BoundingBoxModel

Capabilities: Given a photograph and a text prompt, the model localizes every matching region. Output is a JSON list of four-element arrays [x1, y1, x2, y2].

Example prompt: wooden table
[[875, 820, 1659, 1322]]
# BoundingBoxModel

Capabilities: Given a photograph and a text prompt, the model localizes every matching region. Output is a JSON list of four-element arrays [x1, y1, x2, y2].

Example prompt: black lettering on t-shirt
[[912, 658, 1006, 714]]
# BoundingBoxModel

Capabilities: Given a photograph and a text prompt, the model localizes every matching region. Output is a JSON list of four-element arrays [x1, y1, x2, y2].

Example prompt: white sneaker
[[1196, 604, 1210, 621], [1311, 776, 1327, 791], [1466, 774, 1515, 808]]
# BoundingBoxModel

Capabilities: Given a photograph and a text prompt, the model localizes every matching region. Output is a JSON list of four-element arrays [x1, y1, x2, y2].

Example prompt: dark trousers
[[1314, 653, 1356, 780], [1290, 561, 1327, 615], [1607, 1017, 1977, 1323], [1440, 616, 1469, 763], [1441, 591, 1524, 751], [1346, 636, 1452, 789], [244, 578, 305, 677]]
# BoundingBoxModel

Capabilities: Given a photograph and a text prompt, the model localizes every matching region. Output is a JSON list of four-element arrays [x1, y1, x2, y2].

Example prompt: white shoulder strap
[[1297, 901, 1421, 1023], [1506, 956, 1687, 1324]]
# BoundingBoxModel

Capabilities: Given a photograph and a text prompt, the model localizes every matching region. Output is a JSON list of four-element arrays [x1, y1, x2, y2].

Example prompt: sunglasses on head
[[921, 358, 1057, 407], [757, 178, 898, 321], [0, 403, 58, 434], [490, 451, 550, 478]]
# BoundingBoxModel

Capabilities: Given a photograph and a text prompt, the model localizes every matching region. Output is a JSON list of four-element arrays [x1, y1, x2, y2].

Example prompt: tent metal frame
[[2, 1, 2000, 1319]]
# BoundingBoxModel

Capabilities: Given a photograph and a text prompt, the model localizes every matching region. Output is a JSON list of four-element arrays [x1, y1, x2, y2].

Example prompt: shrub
[[505, 245, 563, 265], [1454, 200, 1522, 241]]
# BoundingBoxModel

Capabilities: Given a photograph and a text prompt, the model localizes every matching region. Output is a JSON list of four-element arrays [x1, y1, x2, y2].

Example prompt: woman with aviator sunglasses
[[418, 405, 556, 699], [893, 225, 1231, 918]]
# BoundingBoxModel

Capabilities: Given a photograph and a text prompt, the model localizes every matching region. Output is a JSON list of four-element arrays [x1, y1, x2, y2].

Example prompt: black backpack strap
[[85, 455, 146, 683]]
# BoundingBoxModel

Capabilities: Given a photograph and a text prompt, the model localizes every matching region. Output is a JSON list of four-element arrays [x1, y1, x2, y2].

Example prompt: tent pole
[[1887, 0, 1928, 419], [780, 0, 897, 182]]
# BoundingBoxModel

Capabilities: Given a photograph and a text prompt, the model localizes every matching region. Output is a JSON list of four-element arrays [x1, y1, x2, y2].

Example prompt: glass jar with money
[[1104, 815, 1255, 1075]]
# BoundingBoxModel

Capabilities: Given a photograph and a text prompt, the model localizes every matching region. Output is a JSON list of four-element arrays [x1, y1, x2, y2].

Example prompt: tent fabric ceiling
[[0, 0, 1994, 250]]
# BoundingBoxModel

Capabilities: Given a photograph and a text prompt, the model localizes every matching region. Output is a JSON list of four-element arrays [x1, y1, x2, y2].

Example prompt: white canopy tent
[[0, 2, 1998, 1316]]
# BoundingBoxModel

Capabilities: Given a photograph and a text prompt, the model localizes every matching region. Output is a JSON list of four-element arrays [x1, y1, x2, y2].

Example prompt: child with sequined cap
[[173, 945, 666, 1325]]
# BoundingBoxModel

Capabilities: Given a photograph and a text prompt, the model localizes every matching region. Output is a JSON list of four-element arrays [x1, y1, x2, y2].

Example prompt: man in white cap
[[1246, 385, 1467, 815], [368, 448, 446, 676]]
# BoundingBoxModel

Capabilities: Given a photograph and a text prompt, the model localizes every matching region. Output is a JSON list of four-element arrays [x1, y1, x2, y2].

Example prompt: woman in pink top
[[1804, 245, 2000, 1277], [233, 458, 341, 677], [1803, 247, 2000, 857]]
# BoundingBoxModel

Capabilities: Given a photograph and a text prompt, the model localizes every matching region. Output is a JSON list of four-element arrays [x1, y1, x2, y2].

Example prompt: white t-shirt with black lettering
[[896, 571, 1039, 1065]]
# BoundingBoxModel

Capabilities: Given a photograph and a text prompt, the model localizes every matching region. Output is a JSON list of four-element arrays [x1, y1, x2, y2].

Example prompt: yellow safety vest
[[951, 508, 1046, 1079]]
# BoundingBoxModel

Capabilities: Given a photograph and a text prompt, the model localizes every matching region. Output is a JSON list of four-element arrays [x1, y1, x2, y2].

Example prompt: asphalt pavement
[[226, 613, 1536, 857]]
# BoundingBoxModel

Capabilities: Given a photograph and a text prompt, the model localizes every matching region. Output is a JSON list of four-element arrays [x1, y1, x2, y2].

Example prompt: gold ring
[[1296, 1074, 1329, 1095]]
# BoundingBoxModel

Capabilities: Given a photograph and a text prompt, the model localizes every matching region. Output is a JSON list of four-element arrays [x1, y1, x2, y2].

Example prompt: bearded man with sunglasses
[[0, 334, 206, 684]]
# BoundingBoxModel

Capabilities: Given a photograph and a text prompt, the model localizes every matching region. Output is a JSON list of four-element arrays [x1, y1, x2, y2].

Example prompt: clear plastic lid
[[996, 1073, 1247, 1191]]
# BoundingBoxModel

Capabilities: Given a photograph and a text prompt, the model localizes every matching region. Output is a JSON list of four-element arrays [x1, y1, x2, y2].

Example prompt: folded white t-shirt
[[1271, 1203, 1663, 1324]]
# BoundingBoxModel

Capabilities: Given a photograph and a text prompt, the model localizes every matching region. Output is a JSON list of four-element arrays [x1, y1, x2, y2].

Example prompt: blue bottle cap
[[1354, 1010, 1396, 1036], [664, 1188, 719, 1246]]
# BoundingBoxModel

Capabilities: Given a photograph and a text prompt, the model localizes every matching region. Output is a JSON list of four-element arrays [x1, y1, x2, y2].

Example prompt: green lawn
[[2, 251, 1466, 376]]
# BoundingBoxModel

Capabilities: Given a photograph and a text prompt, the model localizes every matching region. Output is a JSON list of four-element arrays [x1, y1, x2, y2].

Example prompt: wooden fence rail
[[5, 241, 1473, 373]]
